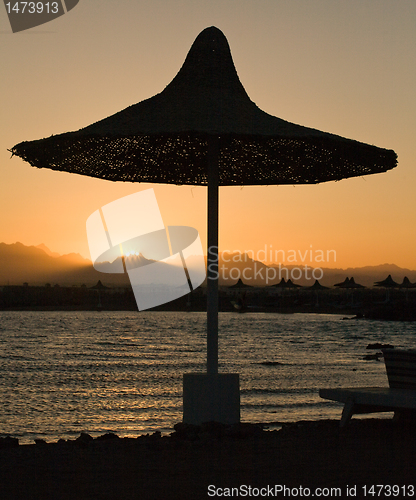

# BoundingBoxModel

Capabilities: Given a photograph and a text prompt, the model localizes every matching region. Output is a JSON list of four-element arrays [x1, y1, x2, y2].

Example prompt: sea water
[[0, 311, 415, 444]]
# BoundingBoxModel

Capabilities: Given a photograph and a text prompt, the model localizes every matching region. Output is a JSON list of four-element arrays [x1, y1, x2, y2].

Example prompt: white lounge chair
[[319, 349, 416, 426]]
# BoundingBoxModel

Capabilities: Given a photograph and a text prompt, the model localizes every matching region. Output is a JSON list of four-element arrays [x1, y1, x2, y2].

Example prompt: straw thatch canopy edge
[[10, 132, 397, 186], [9, 26, 397, 186]]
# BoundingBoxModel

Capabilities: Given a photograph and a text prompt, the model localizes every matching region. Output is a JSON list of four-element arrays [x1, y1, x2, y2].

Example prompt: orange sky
[[1, 1, 415, 269]]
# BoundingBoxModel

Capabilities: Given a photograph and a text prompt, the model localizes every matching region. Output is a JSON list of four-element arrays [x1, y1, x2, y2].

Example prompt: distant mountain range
[[0, 242, 129, 287], [220, 252, 416, 288], [0, 242, 415, 288]]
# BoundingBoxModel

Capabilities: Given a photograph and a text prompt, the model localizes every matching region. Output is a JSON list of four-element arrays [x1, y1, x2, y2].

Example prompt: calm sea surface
[[0, 311, 415, 444]]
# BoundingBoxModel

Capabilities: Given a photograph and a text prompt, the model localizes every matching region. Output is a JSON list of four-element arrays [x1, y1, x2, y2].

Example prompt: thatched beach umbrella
[[90, 280, 109, 290], [346, 277, 365, 289], [307, 279, 329, 290], [398, 276, 415, 302], [10, 27, 397, 423], [286, 279, 302, 289], [334, 277, 351, 287], [272, 277, 301, 289], [374, 275, 400, 288], [335, 277, 365, 289], [228, 278, 252, 289], [374, 274, 400, 302], [399, 277, 415, 289], [273, 278, 287, 288], [307, 279, 329, 307], [334, 276, 365, 306]]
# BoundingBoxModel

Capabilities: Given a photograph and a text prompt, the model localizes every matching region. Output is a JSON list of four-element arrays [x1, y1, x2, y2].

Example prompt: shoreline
[[1, 419, 415, 499], [1, 294, 415, 320], [2, 281, 416, 320], [1, 308, 415, 322]]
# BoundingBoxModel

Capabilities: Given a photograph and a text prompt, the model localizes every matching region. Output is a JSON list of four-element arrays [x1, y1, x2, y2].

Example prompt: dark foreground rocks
[[0, 420, 415, 499]]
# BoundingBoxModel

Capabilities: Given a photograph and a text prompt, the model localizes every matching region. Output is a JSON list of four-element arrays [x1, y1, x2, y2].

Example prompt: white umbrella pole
[[207, 136, 219, 376], [182, 136, 240, 424]]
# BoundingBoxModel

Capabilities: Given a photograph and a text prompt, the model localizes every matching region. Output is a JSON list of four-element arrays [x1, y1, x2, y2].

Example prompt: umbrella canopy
[[334, 277, 365, 289], [272, 278, 287, 288], [334, 277, 351, 287], [10, 26, 397, 185], [90, 280, 109, 290], [374, 275, 400, 288], [399, 277, 415, 289], [347, 277, 365, 289], [307, 280, 329, 290], [228, 278, 252, 288], [286, 279, 302, 288], [272, 278, 301, 288]]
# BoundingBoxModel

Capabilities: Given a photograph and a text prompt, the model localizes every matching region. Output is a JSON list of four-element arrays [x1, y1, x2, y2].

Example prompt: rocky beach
[[1, 419, 415, 499]]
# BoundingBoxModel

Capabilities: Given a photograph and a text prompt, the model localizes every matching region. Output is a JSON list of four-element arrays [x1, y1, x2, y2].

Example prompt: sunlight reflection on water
[[0, 311, 415, 443]]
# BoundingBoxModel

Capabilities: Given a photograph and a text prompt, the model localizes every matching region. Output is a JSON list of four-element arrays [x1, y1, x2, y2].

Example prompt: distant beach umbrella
[[335, 277, 365, 289], [306, 279, 328, 307], [399, 277, 415, 289], [374, 275, 400, 288], [90, 280, 109, 290], [272, 278, 287, 288], [228, 278, 252, 288], [285, 279, 302, 289], [399, 277, 415, 302], [272, 278, 302, 288], [10, 27, 397, 421], [374, 274, 400, 302], [334, 277, 364, 307], [307, 280, 329, 290], [348, 277, 365, 289], [334, 277, 351, 287], [272, 278, 302, 289]]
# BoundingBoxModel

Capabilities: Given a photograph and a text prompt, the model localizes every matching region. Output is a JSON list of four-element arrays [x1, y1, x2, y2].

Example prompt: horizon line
[[2, 241, 416, 272]]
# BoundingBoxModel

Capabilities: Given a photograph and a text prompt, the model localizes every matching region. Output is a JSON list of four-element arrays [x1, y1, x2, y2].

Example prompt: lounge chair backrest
[[383, 349, 416, 390]]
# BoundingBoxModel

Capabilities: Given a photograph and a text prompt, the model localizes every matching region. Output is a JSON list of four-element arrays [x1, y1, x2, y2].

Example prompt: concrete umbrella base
[[183, 373, 240, 425]]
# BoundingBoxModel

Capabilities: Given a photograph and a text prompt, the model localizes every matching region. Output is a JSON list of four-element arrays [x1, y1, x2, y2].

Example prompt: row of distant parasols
[[229, 275, 416, 289]]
